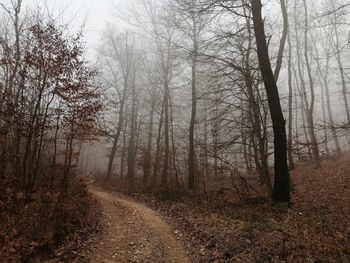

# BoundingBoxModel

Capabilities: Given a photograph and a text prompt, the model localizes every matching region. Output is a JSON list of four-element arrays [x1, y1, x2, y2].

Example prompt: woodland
[[0, 0, 349, 262]]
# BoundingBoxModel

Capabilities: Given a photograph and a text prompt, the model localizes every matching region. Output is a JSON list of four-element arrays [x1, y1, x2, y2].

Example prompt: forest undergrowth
[[0, 174, 102, 262], [98, 154, 350, 263]]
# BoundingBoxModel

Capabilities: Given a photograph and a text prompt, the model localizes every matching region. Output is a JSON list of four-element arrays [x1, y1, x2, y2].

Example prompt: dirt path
[[90, 188, 189, 263]]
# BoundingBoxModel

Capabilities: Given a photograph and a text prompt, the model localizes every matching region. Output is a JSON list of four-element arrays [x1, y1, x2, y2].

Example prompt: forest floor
[[90, 154, 350, 263]]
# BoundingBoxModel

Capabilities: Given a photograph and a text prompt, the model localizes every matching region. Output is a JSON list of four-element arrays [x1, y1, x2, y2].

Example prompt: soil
[[89, 187, 189, 263]]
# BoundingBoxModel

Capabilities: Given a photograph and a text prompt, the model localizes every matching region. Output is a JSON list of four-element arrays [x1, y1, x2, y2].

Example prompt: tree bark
[[188, 41, 198, 190], [161, 83, 170, 190], [302, 0, 320, 163], [127, 75, 137, 190], [287, 30, 295, 170], [106, 82, 127, 179], [243, 4, 272, 196], [143, 96, 155, 186], [273, 0, 288, 81], [120, 113, 128, 179], [251, 0, 290, 204], [320, 55, 341, 152], [152, 100, 165, 186]]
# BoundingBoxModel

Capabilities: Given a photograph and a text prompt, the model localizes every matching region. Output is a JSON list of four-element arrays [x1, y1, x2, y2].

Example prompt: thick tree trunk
[[251, 0, 290, 204]]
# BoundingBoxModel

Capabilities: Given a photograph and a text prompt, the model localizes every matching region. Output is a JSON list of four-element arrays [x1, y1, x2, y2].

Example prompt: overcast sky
[[12, 0, 130, 59], [50, 0, 116, 58]]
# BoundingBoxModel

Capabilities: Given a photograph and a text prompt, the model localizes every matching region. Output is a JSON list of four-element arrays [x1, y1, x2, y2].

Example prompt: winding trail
[[90, 188, 189, 263]]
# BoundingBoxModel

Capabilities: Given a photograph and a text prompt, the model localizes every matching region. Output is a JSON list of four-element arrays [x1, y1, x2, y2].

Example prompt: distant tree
[[101, 31, 136, 180], [170, 0, 212, 190]]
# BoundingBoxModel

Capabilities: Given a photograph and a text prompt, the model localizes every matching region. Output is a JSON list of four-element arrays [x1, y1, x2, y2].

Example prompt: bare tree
[[170, 0, 212, 190], [251, 0, 290, 203], [101, 31, 136, 180], [303, 0, 320, 163]]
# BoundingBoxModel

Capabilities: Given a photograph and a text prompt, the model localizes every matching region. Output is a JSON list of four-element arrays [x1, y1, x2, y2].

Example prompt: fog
[[1, 0, 350, 183]]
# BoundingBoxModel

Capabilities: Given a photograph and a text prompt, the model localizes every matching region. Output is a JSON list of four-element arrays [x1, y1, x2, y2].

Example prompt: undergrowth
[[0, 175, 102, 261]]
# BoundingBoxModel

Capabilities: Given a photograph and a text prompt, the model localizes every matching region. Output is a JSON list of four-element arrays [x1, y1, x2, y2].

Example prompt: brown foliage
[[0, 175, 102, 262], [103, 155, 350, 262]]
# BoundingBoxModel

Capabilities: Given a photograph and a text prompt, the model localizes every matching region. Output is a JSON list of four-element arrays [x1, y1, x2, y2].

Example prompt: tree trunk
[[243, 8, 272, 196], [294, 2, 311, 159], [169, 93, 180, 190], [127, 77, 137, 190], [120, 113, 128, 179], [287, 30, 295, 170], [188, 41, 198, 191], [302, 0, 320, 163], [318, 73, 329, 155], [152, 101, 165, 186], [143, 97, 155, 186], [321, 55, 341, 152], [251, 0, 290, 204], [273, 0, 288, 81], [106, 82, 127, 179], [161, 83, 170, 190]]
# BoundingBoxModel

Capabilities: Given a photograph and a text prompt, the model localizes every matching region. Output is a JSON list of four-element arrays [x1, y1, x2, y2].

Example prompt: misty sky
[[14, 0, 131, 58], [50, 0, 118, 57]]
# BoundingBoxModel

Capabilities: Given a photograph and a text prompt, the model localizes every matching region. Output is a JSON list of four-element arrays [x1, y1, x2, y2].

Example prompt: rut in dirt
[[90, 188, 189, 263]]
